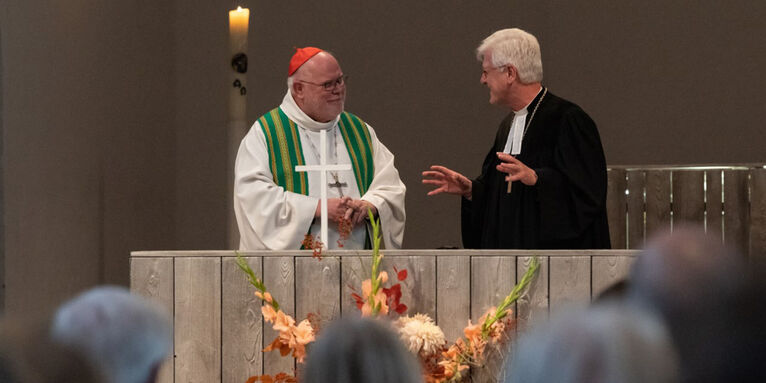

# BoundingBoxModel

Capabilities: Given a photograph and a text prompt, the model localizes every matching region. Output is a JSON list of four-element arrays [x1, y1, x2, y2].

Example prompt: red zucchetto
[[288, 47, 323, 76]]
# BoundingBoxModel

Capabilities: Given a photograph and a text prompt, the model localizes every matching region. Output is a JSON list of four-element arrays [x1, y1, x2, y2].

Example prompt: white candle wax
[[228, 7, 249, 53], [228, 6, 249, 123]]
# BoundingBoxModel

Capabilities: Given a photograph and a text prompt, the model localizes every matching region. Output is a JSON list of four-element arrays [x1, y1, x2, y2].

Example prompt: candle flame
[[237, 6, 243, 11]]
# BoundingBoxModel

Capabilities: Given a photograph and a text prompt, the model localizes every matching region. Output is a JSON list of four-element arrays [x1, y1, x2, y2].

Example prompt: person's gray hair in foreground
[[51, 286, 172, 383], [303, 317, 423, 383], [629, 224, 751, 382], [503, 303, 679, 383]]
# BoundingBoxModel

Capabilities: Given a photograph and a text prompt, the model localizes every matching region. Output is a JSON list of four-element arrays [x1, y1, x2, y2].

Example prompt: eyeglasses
[[297, 75, 349, 92], [481, 66, 508, 79]]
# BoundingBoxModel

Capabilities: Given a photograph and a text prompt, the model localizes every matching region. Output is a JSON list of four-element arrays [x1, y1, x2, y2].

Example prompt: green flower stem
[[441, 257, 540, 381], [235, 251, 280, 311], [367, 208, 383, 316], [481, 256, 540, 337]]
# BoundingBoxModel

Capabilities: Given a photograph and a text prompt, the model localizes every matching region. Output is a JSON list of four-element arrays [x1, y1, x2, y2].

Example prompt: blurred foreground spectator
[[503, 303, 679, 383], [630, 225, 766, 382], [303, 317, 423, 383], [51, 286, 172, 383]]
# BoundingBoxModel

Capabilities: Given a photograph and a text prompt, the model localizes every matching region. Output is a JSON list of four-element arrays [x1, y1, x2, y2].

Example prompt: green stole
[[258, 107, 375, 247], [259, 107, 374, 194]]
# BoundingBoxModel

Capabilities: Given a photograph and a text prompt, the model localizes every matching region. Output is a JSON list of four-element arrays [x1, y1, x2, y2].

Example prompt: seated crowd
[[1, 225, 764, 382]]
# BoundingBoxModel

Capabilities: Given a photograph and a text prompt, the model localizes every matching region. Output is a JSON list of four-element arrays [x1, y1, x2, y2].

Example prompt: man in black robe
[[422, 28, 610, 249]]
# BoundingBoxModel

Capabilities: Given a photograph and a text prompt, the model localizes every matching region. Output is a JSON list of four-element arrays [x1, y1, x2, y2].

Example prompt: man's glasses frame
[[296, 74, 349, 92]]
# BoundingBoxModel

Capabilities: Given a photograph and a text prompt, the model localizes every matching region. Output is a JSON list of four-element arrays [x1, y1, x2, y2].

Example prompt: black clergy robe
[[461, 89, 611, 249]]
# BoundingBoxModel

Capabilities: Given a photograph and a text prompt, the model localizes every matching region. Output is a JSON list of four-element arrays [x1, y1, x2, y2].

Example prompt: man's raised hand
[[496, 152, 537, 185], [421, 165, 472, 198]]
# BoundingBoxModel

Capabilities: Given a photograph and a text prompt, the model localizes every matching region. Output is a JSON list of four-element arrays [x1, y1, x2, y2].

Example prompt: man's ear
[[505, 65, 518, 84], [292, 82, 304, 99]]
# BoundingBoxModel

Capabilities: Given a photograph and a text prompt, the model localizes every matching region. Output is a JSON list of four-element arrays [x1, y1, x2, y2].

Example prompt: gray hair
[[477, 28, 543, 84], [628, 225, 749, 381], [51, 286, 172, 383], [287, 75, 295, 93], [303, 317, 423, 383], [504, 304, 679, 383]]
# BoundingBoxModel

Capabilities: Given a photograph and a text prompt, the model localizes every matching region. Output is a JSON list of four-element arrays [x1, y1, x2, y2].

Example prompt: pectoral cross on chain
[[329, 173, 348, 197], [295, 129, 351, 249]]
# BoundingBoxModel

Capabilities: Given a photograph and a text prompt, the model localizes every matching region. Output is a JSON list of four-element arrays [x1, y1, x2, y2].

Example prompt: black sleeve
[[462, 114, 513, 248], [461, 147, 492, 249], [461, 183, 483, 248], [534, 108, 608, 242]]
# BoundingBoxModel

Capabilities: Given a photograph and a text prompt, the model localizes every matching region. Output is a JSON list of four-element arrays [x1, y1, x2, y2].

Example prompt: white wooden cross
[[295, 129, 352, 249]]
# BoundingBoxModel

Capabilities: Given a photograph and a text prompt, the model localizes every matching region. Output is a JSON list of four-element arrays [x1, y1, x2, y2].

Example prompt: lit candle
[[227, 6, 251, 248], [228, 7, 249, 55], [228, 6, 249, 123]]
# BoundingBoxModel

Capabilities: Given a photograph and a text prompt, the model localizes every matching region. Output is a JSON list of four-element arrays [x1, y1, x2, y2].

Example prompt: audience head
[[302, 317, 423, 383], [629, 224, 759, 382], [504, 303, 679, 383], [51, 286, 172, 383], [630, 224, 746, 316]]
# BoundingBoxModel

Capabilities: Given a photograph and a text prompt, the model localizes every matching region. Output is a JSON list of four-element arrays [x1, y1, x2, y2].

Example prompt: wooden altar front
[[130, 249, 637, 383]]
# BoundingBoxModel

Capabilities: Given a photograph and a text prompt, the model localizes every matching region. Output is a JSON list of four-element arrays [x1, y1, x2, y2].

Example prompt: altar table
[[131, 249, 637, 383]]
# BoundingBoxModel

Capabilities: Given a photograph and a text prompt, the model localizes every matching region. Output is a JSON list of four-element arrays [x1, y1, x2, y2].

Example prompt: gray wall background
[[2, 0, 764, 316]]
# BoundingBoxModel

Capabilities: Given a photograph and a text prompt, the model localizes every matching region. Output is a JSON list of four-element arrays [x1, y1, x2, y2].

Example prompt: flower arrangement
[[342, 211, 540, 382], [348, 213, 408, 316], [376, 259, 539, 382], [237, 253, 314, 383], [237, 210, 540, 383], [430, 256, 539, 382]]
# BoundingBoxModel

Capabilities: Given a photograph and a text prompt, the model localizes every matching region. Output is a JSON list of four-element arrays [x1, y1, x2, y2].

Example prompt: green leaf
[[235, 251, 280, 311], [481, 256, 539, 337]]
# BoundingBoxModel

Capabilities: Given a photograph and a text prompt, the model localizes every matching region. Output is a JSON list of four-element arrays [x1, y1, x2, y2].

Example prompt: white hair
[[504, 304, 679, 383], [51, 286, 172, 383], [287, 75, 295, 93], [476, 28, 543, 84]]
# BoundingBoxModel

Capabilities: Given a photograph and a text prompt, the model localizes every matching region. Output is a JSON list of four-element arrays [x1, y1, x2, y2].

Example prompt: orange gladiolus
[[273, 311, 296, 333], [438, 341, 469, 379], [361, 279, 372, 297], [360, 279, 389, 316], [360, 289, 389, 316], [263, 336, 291, 357], [261, 305, 278, 323], [294, 319, 315, 345], [463, 320, 486, 359], [463, 321, 482, 345]]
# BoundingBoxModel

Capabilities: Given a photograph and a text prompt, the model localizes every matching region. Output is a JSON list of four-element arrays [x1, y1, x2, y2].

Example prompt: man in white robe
[[234, 47, 406, 250]]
